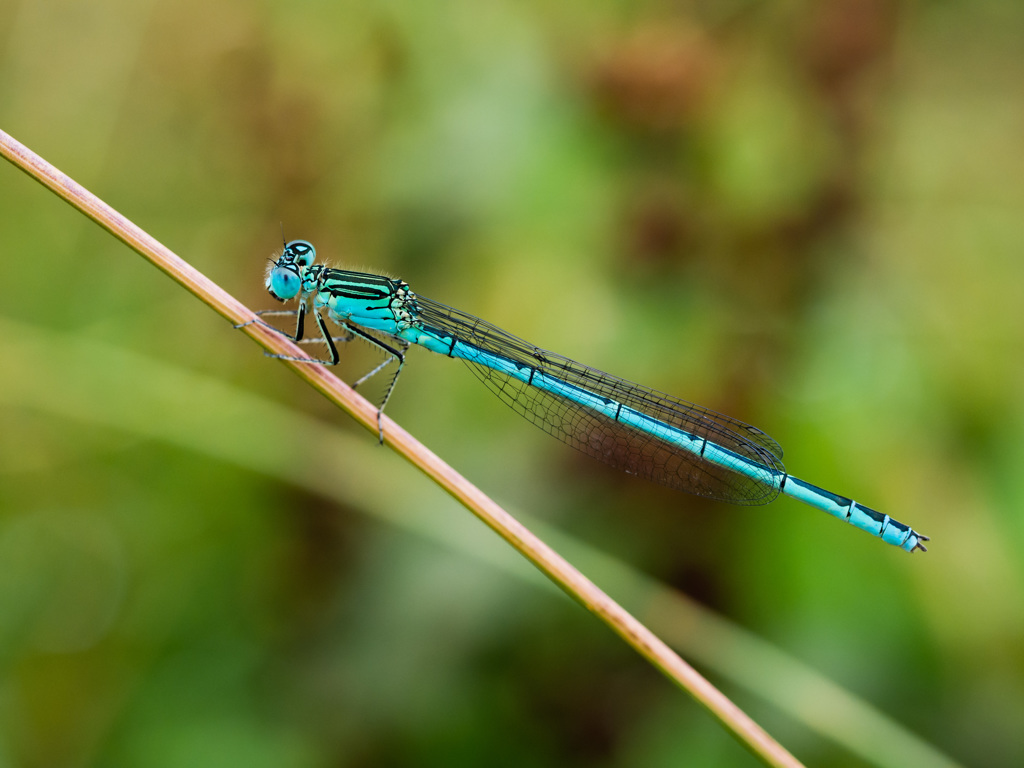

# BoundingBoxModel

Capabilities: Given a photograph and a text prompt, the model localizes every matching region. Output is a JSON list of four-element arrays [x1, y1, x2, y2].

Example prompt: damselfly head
[[265, 239, 316, 301]]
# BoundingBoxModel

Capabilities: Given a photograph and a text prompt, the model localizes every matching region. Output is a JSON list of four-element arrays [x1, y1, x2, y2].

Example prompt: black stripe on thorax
[[330, 286, 391, 301], [322, 271, 396, 301]]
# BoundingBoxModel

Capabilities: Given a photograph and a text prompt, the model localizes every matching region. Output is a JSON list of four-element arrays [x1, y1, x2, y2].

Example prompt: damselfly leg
[[240, 304, 408, 442]]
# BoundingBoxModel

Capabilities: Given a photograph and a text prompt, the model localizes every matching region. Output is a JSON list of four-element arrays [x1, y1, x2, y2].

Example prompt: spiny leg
[[239, 306, 355, 363], [298, 327, 355, 345], [234, 313, 293, 332], [351, 356, 397, 390], [234, 306, 306, 342], [342, 325, 409, 443], [259, 306, 342, 365], [235, 310, 298, 325], [243, 304, 408, 442], [364, 340, 409, 443]]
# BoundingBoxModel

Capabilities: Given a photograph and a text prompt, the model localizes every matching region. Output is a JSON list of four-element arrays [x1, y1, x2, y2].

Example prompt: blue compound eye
[[284, 239, 316, 268], [268, 266, 301, 301]]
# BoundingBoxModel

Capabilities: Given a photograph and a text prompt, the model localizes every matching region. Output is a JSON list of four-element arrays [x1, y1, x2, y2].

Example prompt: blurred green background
[[2, 0, 1023, 765]]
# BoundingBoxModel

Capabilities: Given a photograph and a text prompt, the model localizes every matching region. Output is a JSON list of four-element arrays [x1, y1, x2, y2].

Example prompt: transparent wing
[[414, 296, 784, 505]]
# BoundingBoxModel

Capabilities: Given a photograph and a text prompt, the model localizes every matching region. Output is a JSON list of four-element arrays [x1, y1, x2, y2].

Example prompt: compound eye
[[284, 239, 316, 268], [267, 266, 301, 301]]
